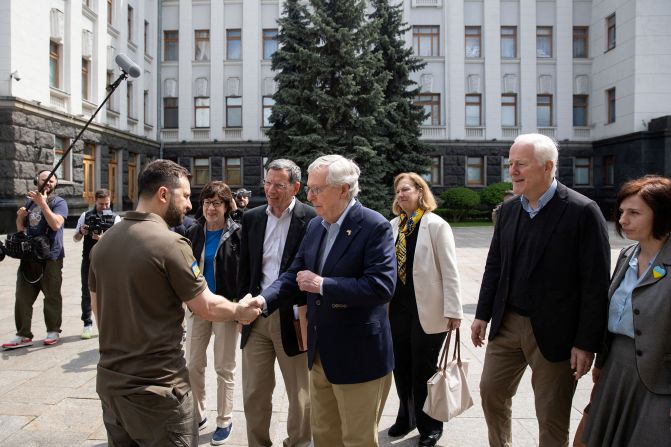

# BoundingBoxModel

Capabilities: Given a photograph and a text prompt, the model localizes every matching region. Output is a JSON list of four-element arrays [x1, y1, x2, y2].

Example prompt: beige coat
[[391, 211, 463, 334]]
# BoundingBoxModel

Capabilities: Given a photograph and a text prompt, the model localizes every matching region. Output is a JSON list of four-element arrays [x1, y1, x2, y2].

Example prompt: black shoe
[[387, 422, 415, 437], [418, 430, 442, 447]]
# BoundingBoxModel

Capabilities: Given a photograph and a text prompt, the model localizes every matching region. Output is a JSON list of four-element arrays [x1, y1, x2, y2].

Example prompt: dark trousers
[[81, 257, 92, 326], [15, 258, 63, 339], [389, 294, 446, 437], [100, 390, 198, 447]]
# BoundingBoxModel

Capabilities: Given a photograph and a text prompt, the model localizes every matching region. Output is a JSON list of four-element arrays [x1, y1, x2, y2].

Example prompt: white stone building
[[1, 0, 670, 230]]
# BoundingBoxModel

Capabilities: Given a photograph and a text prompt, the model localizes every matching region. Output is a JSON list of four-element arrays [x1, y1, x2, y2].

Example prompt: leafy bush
[[479, 182, 513, 206], [439, 188, 481, 221]]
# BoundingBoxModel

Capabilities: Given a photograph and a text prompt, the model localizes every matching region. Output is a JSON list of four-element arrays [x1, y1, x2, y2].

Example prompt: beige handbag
[[422, 328, 474, 422]]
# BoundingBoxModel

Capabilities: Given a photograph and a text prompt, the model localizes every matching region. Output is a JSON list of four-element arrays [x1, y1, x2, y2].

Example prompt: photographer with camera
[[73, 189, 120, 339], [2, 170, 68, 350], [231, 188, 251, 224]]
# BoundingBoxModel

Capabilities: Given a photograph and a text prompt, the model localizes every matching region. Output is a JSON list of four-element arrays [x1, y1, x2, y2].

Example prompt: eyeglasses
[[262, 181, 289, 190], [203, 200, 223, 208], [304, 185, 330, 196]]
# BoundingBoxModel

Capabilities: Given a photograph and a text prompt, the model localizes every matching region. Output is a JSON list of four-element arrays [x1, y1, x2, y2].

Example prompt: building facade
[[1, 0, 670, 231]]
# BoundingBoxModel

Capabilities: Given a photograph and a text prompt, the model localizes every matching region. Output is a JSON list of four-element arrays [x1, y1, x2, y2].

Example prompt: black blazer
[[237, 200, 316, 356], [475, 181, 611, 362]]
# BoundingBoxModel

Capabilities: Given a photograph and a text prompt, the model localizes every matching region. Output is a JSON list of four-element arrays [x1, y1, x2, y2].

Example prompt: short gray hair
[[266, 159, 301, 184], [307, 154, 360, 199], [514, 133, 559, 177]]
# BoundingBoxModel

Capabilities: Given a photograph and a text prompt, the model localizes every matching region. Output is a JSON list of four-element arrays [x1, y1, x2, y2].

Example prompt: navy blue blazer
[[262, 201, 397, 384]]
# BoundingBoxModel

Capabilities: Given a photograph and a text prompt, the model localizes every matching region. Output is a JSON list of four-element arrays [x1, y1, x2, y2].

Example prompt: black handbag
[[4, 232, 51, 261]]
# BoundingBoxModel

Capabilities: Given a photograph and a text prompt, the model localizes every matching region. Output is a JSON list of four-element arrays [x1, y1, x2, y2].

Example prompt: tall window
[[263, 96, 275, 127], [194, 29, 210, 61], [107, 0, 113, 25], [108, 150, 118, 206], [126, 82, 134, 118], [465, 94, 482, 127], [430, 156, 442, 185], [466, 156, 485, 186], [603, 155, 615, 186], [193, 158, 210, 185], [501, 94, 517, 127], [465, 26, 481, 58], [82, 58, 90, 100], [606, 14, 616, 51], [501, 26, 517, 58], [164, 30, 178, 61], [573, 27, 588, 58], [501, 157, 511, 182], [536, 27, 553, 58], [263, 29, 278, 60], [537, 94, 553, 127], [143, 90, 150, 124], [107, 71, 116, 111], [606, 88, 616, 124], [195, 97, 210, 128], [573, 95, 588, 127], [224, 157, 242, 186], [50, 41, 60, 88], [574, 157, 592, 186], [415, 94, 440, 126], [144, 20, 150, 52], [53, 137, 71, 181], [163, 98, 178, 128], [413, 26, 440, 57], [227, 29, 241, 60], [127, 5, 133, 42], [83, 143, 96, 204], [226, 97, 242, 127]]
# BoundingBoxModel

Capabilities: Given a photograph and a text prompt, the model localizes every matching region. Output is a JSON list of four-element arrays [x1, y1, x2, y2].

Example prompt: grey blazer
[[598, 237, 671, 395]]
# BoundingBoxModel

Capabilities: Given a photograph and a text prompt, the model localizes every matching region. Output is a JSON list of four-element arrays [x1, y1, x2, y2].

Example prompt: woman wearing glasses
[[388, 173, 463, 447], [185, 181, 241, 445]]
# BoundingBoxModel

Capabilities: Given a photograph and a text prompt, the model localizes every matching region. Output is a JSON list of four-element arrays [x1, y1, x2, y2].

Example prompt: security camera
[[10, 70, 20, 81]]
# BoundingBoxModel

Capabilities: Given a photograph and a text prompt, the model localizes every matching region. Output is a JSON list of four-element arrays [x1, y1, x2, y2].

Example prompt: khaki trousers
[[15, 258, 63, 339], [480, 311, 576, 447], [310, 353, 392, 447], [184, 313, 239, 428], [242, 311, 311, 447]]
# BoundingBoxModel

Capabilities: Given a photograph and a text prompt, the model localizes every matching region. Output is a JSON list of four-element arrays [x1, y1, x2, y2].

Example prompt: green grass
[[449, 221, 494, 228]]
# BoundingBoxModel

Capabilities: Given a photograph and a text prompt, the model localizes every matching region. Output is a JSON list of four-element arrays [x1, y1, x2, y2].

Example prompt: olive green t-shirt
[[89, 211, 207, 397]]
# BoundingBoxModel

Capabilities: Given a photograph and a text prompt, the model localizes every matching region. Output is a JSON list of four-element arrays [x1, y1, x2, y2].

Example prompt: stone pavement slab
[[0, 225, 630, 446]]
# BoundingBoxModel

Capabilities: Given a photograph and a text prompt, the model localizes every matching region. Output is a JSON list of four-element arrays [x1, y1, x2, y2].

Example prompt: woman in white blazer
[[387, 172, 463, 447]]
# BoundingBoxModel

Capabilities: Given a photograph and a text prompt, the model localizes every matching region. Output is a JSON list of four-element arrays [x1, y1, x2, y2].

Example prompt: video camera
[[85, 210, 116, 235], [234, 189, 251, 199]]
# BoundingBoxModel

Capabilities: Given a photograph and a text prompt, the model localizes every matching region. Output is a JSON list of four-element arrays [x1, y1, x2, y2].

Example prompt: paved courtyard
[[0, 224, 630, 446]]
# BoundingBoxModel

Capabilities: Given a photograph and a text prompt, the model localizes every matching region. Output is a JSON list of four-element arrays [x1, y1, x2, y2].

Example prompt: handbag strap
[[437, 329, 452, 372], [451, 328, 462, 366]]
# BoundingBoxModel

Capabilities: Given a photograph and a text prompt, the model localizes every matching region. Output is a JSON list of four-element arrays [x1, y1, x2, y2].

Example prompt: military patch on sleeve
[[191, 261, 201, 279]]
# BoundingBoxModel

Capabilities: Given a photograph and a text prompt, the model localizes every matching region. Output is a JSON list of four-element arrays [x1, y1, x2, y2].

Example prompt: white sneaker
[[2, 336, 33, 350], [81, 325, 93, 340], [44, 332, 59, 346]]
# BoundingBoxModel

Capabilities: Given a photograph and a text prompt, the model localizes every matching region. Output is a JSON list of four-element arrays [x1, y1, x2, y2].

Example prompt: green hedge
[[479, 182, 513, 206], [439, 188, 481, 222]]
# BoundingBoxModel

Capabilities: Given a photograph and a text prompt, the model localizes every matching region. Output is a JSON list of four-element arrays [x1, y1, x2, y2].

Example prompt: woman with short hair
[[583, 175, 671, 446]]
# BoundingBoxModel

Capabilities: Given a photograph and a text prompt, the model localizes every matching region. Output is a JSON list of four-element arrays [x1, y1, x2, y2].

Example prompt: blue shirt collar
[[321, 198, 357, 231], [520, 179, 557, 218]]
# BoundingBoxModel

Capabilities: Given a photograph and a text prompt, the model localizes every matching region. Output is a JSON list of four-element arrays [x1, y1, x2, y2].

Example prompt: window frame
[[262, 96, 275, 128], [501, 26, 517, 59], [465, 26, 482, 59], [53, 136, 72, 181], [194, 29, 210, 61], [465, 93, 482, 127], [223, 157, 242, 187], [226, 96, 242, 128], [536, 26, 553, 58], [466, 156, 486, 187], [412, 25, 440, 57], [606, 88, 616, 124], [602, 155, 615, 186], [573, 157, 592, 186], [163, 30, 179, 62], [127, 4, 133, 43], [573, 95, 589, 127], [107, 0, 113, 25], [430, 155, 442, 186], [50, 41, 60, 89], [194, 97, 211, 128], [143, 89, 150, 124], [81, 58, 90, 100], [83, 142, 96, 204], [163, 97, 179, 129], [226, 29, 242, 60], [537, 94, 553, 127], [193, 157, 210, 186], [262, 29, 278, 60], [144, 20, 150, 53], [606, 13, 616, 51], [501, 94, 517, 127], [573, 26, 589, 58], [414, 93, 441, 126], [126, 81, 134, 119], [501, 156, 511, 183]]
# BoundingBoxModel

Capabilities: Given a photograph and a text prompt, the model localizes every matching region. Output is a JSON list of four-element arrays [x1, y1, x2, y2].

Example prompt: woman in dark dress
[[584, 175, 671, 447]]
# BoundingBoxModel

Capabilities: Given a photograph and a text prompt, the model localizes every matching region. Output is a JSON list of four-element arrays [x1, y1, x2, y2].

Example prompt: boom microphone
[[115, 53, 141, 78]]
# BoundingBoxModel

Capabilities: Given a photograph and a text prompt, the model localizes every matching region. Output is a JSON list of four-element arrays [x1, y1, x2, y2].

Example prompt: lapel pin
[[346, 229, 352, 236], [652, 265, 666, 279]]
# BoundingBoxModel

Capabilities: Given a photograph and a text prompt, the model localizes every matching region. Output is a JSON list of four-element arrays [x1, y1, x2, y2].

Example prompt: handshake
[[234, 294, 265, 325]]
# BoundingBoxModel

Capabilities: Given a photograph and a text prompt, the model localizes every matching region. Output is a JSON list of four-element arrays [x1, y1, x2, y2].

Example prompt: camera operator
[[73, 189, 120, 339], [2, 170, 68, 350], [231, 188, 251, 224]]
